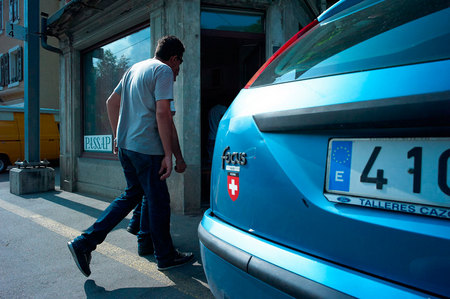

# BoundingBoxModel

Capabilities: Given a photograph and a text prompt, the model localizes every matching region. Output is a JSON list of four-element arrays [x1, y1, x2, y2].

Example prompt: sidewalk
[[0, 168, 213, 299]]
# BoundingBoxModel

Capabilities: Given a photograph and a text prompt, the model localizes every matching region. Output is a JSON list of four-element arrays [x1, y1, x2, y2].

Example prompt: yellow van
[[0, 107, 60, 172]]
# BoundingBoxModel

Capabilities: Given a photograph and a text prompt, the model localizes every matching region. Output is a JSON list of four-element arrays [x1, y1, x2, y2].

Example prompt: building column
[[176, 0, 201, 214], [59, 35, 80, 192], [151, 0, 202, 214]]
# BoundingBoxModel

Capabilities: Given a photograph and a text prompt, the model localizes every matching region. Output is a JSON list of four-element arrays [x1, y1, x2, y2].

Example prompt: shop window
[[201, 9, 264, 33], [8, 46, 22, 87], [82, 25, 150, 154], [9, 0, 19, 24]]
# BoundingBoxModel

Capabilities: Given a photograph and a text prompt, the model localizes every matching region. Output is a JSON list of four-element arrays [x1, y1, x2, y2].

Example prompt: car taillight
[[244, 19, 319, 89]]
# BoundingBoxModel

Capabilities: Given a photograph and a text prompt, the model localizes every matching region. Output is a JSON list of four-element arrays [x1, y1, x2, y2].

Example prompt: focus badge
[[222, 146, 247, 169]]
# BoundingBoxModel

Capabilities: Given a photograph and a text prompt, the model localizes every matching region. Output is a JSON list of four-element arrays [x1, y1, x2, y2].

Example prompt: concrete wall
[[77, 157, 125, 198]]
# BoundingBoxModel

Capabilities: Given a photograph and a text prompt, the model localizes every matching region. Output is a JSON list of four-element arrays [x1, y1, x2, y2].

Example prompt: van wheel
[[0, 155, 10, 173]]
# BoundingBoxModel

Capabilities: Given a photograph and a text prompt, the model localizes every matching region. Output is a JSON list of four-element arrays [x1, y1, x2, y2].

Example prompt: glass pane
[[82, 26, 150, 151], [201, 10, 263, 33], [252, 0, 450, 87]]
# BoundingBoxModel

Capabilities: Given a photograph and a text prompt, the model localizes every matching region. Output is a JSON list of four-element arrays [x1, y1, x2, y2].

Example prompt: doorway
[[200, 10, 265, 206]]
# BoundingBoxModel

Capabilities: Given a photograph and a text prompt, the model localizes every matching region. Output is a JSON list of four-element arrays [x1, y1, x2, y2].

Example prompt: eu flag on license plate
[[329, 141, 352, 192]]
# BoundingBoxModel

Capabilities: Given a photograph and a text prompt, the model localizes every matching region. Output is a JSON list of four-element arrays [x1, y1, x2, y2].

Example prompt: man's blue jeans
[[129, 200, 151, 240], [128, 201, 142, 231], [80, 148, 175, 262]]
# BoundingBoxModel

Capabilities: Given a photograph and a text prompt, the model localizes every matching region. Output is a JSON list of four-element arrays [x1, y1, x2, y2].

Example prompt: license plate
[[325, 138, 450, 218]]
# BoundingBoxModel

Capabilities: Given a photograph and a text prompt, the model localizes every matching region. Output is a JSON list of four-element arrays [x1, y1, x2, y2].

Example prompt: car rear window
[[251, 0, 450, 87]]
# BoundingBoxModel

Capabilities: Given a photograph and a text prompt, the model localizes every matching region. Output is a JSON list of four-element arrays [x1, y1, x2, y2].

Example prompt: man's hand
[[106, 91, 121, 154], [159, 155, 173, 180], [113, 138, 118, 155], [175, 158, 187, 173]]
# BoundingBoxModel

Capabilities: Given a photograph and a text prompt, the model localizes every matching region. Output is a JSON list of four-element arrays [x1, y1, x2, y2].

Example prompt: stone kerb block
[[10, 167, 55, 195]]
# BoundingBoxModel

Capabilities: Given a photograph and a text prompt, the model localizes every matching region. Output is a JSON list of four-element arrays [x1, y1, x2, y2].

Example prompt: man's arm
[[171, 121, 186, 173], [156, 99, 174, 180], [106, 91, 121, 154]]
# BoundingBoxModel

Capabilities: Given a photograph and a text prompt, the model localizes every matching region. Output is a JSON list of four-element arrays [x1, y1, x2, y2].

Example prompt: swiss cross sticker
[[227, 172, 239, 201]]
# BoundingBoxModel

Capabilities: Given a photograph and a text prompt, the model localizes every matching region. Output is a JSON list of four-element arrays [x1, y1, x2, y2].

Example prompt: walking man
[[67, 35, 193, 277]]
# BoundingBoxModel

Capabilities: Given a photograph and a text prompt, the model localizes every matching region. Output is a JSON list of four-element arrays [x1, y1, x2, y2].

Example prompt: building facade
[[46, 0, 334, 214], [0, 0, 60, 109]]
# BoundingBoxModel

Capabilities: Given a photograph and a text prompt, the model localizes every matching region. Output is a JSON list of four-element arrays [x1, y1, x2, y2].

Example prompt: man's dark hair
[[155, 35, 185, 61]]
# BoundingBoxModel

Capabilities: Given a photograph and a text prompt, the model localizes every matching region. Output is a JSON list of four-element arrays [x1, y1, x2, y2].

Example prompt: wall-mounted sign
[[6, 23, 27, 41], [84, 135, 112, 152]]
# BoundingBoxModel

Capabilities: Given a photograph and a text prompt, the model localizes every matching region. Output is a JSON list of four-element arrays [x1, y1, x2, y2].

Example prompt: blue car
[[198, 0, 450, 298]]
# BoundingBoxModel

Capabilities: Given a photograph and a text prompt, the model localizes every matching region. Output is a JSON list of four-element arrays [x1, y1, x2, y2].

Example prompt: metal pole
[[24, 0, 40, 163]]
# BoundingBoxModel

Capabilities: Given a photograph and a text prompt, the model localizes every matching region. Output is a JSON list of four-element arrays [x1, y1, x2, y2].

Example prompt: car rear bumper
[[198, 209, 434, 299]]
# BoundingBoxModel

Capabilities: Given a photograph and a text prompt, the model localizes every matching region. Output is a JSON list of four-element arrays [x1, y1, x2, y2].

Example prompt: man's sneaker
[[137, 237, 154, 256], [67, 239, 92, 277], [126, 222, 139, 235], [157, 250, 194, 271]]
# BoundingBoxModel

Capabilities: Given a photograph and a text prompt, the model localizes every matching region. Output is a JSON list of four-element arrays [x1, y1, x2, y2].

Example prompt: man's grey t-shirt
[[114, 58, 173, 155]]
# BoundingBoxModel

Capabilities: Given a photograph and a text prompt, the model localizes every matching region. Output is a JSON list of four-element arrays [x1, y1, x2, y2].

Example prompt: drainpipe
[[40, 12, 63, 55]]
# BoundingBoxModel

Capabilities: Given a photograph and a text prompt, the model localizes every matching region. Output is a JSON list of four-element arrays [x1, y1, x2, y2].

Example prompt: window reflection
[[82, 26, 150, 150], [201, 10, 263, 33]]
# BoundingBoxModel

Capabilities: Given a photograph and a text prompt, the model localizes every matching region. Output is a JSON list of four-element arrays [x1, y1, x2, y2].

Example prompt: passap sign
[[84, 135, 112, 153]]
